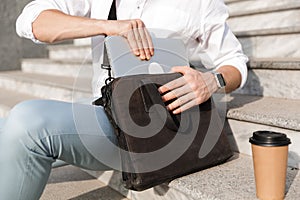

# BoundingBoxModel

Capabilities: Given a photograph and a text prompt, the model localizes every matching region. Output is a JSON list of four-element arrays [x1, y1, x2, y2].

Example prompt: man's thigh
[[2, 99, 121, 171]]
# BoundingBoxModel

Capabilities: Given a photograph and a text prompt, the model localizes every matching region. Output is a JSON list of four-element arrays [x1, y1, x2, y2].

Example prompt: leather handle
[[139, 79, 179, 131]]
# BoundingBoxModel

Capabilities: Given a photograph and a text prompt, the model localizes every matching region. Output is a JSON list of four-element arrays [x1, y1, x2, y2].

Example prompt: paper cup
[[249, 131, 291, 200]]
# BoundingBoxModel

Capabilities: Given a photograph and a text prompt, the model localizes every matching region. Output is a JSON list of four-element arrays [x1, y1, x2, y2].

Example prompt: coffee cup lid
[[249, 131, 291, 147]]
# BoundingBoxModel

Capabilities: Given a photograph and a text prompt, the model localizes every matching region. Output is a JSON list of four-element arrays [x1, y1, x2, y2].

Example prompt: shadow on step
[[232, 65, 264, 98], [286, 152, 300, 194], [221, 93, 263, 154], [226, 93, 263, 110], [286, 166, 299, 194], [223, 69, 264, 153], [69, 186, 126, 200], [48, 165, 98, 184]]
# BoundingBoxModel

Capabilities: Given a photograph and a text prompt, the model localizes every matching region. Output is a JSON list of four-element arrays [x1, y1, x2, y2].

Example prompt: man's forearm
[[32, 9, 108, 43], [216, 65, 242, 93]]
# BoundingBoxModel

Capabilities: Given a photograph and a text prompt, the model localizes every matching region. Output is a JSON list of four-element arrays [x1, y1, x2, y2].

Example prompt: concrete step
[[224, 0, 240, 4], [42, 165, 128, 200], [226, 94, 300, 131], [0, 71, 92, 102], [237, 31, 300, 58], [21, 58, 92, 78], [248, 58, 300, 70], [225, 94, 300, 168], [228, 8, 300, 33], [227, 0, 300, 17], [226, 59, 300, 99], [227, 119, 300, 169], [225, 1, 300, 59], [48, 44, 92, 61], [0, 88, 38, 118], [234, 59, 300, 99], [86, 154, 300, 200], [74, 38, 92, 46], [235, 26, 300, 38]]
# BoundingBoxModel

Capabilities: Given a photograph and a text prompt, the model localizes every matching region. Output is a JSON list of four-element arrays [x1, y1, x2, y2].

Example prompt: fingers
[[138, 28, 153, 59], [159, 76, 196, 114], [126, 28, 140, 56], [160, 81, 198, 114], [158, 76, 186, 94], [173, 99, 198, 114], [167, 92, 195, 113], [144, 29, 154, 56], [107, 19, 153, 59], [161, 84, 191, 102], [171, 66, 190, 74], [133, 27, 146, 59], [159, 66, 213, 114], [124, 19, 153, 60]]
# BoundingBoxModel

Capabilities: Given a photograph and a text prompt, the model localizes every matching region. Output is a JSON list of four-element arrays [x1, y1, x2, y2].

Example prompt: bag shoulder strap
[[108, 0, 117, 21], [101, 0, 117, 84], [93, 0, 117, 106]]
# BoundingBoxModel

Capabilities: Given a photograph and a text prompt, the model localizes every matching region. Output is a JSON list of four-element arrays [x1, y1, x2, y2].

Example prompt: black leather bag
[[93, 72, 233, 191]]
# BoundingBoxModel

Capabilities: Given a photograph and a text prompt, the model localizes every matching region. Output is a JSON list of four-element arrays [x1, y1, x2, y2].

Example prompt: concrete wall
[[0, 0, 47, 71]]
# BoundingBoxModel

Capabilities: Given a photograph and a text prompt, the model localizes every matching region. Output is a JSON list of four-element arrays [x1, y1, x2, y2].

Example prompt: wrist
[[95, 19, 112, 36], [202, 71, 219, 95], [209, 72, 219, 94], [216, 65, 242, 93]]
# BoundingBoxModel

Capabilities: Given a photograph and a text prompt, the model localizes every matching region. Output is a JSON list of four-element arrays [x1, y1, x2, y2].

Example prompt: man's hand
[[158, 66, 219, 114], [105, 19, 154, 60], [32, 10, 153, 60]]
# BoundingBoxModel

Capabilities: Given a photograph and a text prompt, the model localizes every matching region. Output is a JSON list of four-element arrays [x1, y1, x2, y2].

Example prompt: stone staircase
[[0, 40, 93, 115], [224, 0, 300, 169], [0, 0, 299, 199]]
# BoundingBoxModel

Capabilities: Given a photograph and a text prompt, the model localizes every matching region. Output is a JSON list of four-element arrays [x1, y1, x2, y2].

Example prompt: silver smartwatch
[[210, 71, 226, 89]]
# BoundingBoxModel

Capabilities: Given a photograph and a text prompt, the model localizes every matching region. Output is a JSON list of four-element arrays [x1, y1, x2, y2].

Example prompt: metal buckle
[[101, 64, 111, 70], [105, 77, 115, 85]]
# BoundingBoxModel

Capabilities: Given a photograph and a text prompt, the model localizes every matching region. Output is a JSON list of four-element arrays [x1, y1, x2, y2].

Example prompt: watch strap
[[211, 71, 226, 88]]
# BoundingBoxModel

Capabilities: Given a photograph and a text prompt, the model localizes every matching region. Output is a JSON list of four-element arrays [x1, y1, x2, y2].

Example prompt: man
[[0, 0, 248, 199]]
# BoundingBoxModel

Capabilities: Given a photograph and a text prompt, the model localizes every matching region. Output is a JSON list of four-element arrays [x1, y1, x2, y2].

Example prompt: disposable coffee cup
[[249, 131, 291, 200]]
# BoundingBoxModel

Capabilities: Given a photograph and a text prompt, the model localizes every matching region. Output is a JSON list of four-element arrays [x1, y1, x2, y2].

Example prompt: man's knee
[[3, 100, 50, 143]]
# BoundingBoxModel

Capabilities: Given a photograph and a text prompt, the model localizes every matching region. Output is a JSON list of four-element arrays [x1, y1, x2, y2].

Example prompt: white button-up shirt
[[16, 0, 248, 97]]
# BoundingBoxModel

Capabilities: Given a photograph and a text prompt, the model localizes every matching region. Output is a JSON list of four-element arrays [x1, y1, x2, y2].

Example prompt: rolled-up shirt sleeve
[[16, 0, 92, 43], [197, 0, 248, 88]]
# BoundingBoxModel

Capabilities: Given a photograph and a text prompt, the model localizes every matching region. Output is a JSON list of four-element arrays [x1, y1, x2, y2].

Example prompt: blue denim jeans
[[0, 100, 121, 200]]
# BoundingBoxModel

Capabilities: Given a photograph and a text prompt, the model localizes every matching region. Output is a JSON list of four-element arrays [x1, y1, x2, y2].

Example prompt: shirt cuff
[[16, 6, 55, 44]]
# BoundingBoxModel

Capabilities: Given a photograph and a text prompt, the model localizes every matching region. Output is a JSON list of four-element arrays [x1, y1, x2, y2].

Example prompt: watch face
[[211, 71, 226, 89], [216, 73, 226, 88]]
